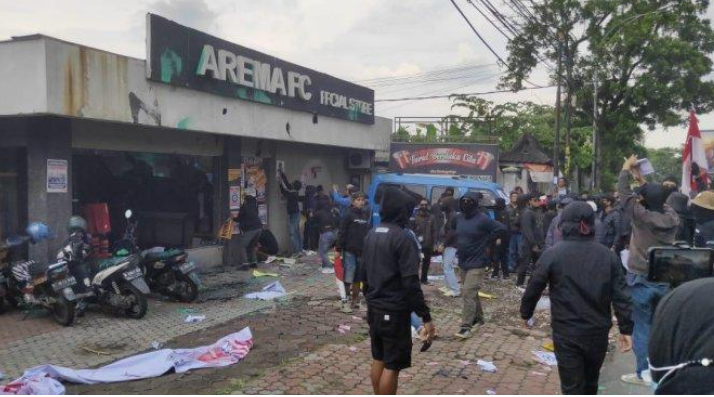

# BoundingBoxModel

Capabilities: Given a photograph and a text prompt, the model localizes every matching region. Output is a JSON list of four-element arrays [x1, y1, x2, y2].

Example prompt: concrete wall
[[0, 37, 391, 152], [0, 38, 47, 115]]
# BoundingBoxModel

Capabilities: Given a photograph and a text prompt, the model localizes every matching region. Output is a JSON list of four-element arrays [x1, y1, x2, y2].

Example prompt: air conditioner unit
[[346, 151, 372, 170]]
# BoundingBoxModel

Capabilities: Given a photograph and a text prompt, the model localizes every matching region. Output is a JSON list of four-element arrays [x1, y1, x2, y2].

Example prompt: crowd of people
[[229, 160, 714, 394]]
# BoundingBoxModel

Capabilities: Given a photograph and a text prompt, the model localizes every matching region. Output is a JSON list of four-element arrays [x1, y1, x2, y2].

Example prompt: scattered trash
[[487, 388, 497, 395], [244, 281, 287, 301], [478, 291, 496, 300], [184, 315, 206, 323], [531, 371, 547, 377], [426, 362, 440, 366], [281, 258, 296, 265], [176, 308, 196, 315], [252, 270, 279, 278], [476, 360, 498, 373], [427, 275, 445, 281], [348, 347, 359, 353], [532, 351, 558, 366], [0, 328, 253, 395], [336, 324, 351, 334], [351, 316, 362, 322], [458, 360, 471, 366], [305, 250, 317, 256], [264, 256, 277, 264], [81, 347, 110, 356], [542, 340, 554, 352], [151, 341, 164, 350], [527, 318, 536, 328]]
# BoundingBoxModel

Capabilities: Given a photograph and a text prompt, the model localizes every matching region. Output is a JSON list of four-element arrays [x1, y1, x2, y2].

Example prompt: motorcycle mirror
[[125, 209, 133, 219]]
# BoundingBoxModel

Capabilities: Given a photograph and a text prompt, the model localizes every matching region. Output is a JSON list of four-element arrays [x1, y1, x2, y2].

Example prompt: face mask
[[461, 200, 477, 215]]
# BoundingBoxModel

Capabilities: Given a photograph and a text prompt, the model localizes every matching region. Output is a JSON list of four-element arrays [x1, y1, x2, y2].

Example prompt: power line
[[355, 62, 497, 84], [448, 0, 507, 66], [376, 85, 556, 102]]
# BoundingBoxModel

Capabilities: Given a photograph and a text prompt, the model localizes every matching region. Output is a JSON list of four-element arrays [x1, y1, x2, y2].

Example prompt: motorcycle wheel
[[52, 297, 76, 326], [175, 274, 199, 303], [122, 285, 148, 319]]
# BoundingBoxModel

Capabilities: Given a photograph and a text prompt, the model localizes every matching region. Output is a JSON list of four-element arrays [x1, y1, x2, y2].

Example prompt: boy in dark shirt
[[362, 187, 436, 395], [337, 192, 371, 313]]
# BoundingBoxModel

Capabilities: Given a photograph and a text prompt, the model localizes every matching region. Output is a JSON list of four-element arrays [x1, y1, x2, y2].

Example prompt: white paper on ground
[[476, 360, 498, 373], [243, 281, 286, 301], [184, 315, 206, 323], [0, 328, 253, 395], [532, 350, 558, 366]]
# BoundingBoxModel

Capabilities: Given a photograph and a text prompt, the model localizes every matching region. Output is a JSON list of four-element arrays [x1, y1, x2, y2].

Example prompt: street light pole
[[592, 75, 598, 191], [553, 33, 564, 184]]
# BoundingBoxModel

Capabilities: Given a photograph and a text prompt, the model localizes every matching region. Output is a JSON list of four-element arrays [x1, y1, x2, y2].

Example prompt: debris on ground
[[244, 281, 287, 301], [478, 291, 496, 299], [476, 360, 498, 373], [532, 351, 558, 366], [252, 270, 279, 278], [487, 388, 497, 395], [151, 341, 164, 350], [184, 315, 206, 323], [542, 340, 554, 352], [80, 347, 110, 356], [336, 325, 351, 334], [348, 347, 359, 353]]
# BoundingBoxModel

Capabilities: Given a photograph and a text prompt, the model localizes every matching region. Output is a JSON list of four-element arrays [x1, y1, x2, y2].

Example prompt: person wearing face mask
[[618, 155, 679, 387], [450, 192, 506, 340], [361, 187, 436, 395], [411, 199, 438, 285], [521, 202, 633, 395]]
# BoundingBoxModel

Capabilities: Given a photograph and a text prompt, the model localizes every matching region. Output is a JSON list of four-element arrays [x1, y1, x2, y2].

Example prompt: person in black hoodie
[[516, 193, 546, 287], [490, 197, 510, 279], [278, 170, 303, 255], [233, 192, 263, 268], [362, 187, 435, 395], [337, 192, 371, 313], [452, 191, 506, 339], [649, 278, 714, 394], [667, 191, 695, 245], [411, 198, 438, 285], [521, 201, 633, 395]]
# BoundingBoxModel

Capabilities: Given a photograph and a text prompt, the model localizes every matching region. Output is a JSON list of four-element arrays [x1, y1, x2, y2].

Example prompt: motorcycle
[[60, 229, 150, 319], [114, 210, 200, 303], [1, 234, 77, 326]]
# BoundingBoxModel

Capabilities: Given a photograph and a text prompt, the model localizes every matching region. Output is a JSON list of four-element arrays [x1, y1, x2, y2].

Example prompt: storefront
[[0, 14, 390, 263]]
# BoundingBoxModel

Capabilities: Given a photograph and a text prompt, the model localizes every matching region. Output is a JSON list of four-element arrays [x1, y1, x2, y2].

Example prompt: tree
[[646, 147, 683, 184], [499, 0, 714, 189]]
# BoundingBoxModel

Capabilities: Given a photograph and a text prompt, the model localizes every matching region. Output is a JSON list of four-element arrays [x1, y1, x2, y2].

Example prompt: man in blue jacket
[[452, 191, 506, 339]]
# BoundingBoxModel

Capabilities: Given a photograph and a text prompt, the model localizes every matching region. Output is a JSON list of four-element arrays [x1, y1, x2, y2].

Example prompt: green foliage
[[499, 0, 714, 186], [646, 147, 682, 184]]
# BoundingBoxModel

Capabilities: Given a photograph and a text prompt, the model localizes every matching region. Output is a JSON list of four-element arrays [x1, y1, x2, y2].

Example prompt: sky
[[1, 0, 712, 149]]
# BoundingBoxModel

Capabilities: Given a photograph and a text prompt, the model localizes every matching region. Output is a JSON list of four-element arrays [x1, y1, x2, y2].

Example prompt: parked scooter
[[0, 223, 77, 326], [60, 216, 150, 319], [114, 210, 200, 302]]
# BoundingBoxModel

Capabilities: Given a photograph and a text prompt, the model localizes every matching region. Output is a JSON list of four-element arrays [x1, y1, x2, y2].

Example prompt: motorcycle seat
[[92, 254, 140, 272], [144, 249, 184, 261]]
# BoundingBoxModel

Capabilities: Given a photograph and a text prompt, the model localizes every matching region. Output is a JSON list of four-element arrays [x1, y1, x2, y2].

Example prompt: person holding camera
[[618, 155, 679, 387], [521, 201, 633, 395]]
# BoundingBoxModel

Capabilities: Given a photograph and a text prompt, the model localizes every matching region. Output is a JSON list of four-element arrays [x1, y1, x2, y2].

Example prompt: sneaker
[[340, 301, 353, 314], [442, 290, 456, 297], [454, 327, 472, 340], [621, 373, 651, 387], [321, 267, 335, 274]]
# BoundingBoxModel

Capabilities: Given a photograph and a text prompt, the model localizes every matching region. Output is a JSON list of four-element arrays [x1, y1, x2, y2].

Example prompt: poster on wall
[[47, 159, 68, 193], [243, 157, 268, 225], [389, 143, 499, 182], [228, 168, 241, 183]]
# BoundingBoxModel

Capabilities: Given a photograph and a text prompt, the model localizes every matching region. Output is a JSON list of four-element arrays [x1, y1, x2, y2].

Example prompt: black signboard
[[389, 143, 499, 182], [146, 14, 374, 124]]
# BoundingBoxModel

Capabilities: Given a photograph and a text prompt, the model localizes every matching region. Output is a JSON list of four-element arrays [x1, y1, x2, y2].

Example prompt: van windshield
[[468, 188, 497, 207]]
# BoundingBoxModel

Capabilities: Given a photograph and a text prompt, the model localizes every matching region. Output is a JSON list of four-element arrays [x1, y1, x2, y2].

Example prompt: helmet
[[67, 216, 87, 233], [26, 222, 54, 243]]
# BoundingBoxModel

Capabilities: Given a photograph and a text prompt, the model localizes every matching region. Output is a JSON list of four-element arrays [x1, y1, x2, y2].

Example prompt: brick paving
[[1, 256, 569, 394]]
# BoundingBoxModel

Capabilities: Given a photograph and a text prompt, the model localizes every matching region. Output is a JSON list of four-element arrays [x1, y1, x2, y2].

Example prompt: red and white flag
[[682, 111, 709, 197]]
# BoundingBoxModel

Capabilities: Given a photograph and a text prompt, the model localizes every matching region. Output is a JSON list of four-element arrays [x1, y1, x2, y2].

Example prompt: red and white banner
[[682, 111, 709, 197], [0, 328, 253, 395]]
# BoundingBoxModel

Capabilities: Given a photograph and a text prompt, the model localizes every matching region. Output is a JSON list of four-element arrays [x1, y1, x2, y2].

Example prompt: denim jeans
[[442, 247, 461, 295], [410, 313, 422, 329], [628, 273, 670, 377], [289, 212, 302, 253], [508, 233, 522, 272], [318, 231, 336, 268]]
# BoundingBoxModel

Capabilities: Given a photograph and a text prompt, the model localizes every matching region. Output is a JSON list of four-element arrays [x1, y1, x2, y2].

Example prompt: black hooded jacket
[[337, 206, 371, 255], [451, 191, 506, 270], [649, 278, 714, 394], [667, 192, 695, 245], [520, 202, 634, 337], [237, 196, 262, 232], [362, 187, 431, 322]]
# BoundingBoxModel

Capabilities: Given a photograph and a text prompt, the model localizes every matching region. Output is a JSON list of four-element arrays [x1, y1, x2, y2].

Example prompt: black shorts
[[367, 309, 412, 371]]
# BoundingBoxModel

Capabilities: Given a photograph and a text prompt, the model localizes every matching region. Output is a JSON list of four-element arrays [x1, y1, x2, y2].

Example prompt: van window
[[374, 183, 427, 204], [468, 188, 497, 207], [431, 186, 460, 204]]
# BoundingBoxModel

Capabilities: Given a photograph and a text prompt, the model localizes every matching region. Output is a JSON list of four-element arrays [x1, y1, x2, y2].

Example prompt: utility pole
[[591, 75, 598, 191], [564, 34, 574, 182], [553, 32, 564, 185]]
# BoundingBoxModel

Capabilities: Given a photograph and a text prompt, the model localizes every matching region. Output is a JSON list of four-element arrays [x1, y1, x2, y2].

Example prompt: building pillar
[[26, 116, 72, 262], [218, 136, 241, 265]]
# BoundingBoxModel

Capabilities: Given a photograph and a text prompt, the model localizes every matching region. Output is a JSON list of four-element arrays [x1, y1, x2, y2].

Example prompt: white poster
[[46, 160, 68, 193]]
